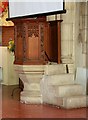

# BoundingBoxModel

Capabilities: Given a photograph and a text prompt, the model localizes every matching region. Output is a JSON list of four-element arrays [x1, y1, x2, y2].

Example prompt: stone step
[[43, 96, 63, 106], [67, 64, 74, 73], [20, 96, 42, 104], [42, 74, 74, 86], [52, 84, 84, 97], [62, 95, 88, 109], [42, 95, 88, 109], [45, 64, 66, 75], [21, 90, 41, 97]]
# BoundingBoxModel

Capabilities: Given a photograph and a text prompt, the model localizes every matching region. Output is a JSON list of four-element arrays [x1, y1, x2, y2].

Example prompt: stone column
[[74, 2, 88, 68], [60, 2, 75, 64], [74, 2, 88, 95]]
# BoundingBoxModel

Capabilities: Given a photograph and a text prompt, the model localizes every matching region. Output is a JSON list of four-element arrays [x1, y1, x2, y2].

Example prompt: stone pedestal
[[14, 65, 45, 104]]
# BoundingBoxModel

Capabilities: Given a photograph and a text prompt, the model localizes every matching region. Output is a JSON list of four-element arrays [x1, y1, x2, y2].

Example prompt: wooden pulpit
[[11, 17, 62, 65]]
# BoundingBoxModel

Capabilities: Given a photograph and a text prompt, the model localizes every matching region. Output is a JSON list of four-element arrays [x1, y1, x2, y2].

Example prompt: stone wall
[[74, 2, 88, 68], [47, 2, 88, 70]]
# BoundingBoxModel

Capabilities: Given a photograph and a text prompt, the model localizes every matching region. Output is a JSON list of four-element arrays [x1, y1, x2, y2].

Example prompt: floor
[[0, 85, 88, 119]]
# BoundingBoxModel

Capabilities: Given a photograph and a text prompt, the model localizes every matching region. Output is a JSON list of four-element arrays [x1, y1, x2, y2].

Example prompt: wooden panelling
[[13, 18, 47, 65], [27, 36, 39, 59], [2, 26, 14, 46], [44, 20, 62, 64]]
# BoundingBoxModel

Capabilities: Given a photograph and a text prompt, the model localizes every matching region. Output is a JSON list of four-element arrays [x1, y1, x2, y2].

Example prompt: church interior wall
[[47, 2, 88, 70], [47, 2, 88, 94], [0, 2, 88, 88]]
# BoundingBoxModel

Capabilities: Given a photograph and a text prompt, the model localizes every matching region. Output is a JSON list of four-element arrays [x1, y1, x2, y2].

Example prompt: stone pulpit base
[[14, 65, 45, 104]]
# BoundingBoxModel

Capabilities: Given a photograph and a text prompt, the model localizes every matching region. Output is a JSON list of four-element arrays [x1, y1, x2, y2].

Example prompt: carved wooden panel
[[24, 23, 39, 60], [13, 18, 48, 65], [26, 35, 39, 60], [40, 23, 45, 60], [12, 18, 62, 65], [14, 24, 23, 64], [28, 23, 39, 37]]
